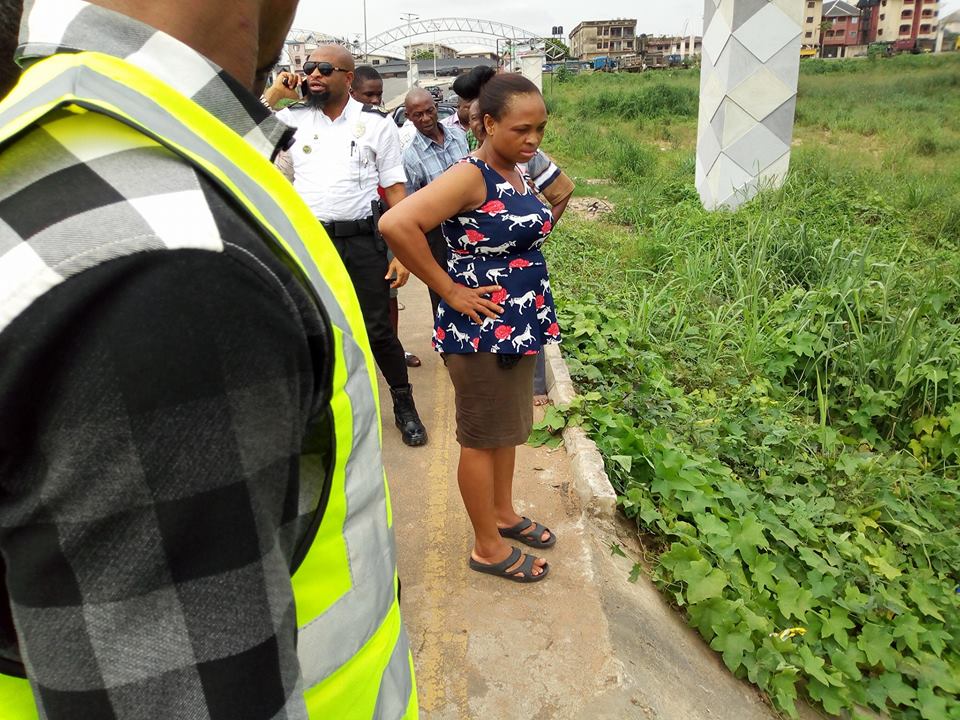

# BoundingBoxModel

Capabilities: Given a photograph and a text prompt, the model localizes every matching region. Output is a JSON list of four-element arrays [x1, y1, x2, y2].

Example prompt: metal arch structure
[[364, 17, 561, 58], [286, 28, 349, 47]]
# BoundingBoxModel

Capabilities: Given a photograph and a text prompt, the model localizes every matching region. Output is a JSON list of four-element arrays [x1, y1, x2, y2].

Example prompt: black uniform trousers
[[324, 221, 408, 390], [425, 226, 447, 320]]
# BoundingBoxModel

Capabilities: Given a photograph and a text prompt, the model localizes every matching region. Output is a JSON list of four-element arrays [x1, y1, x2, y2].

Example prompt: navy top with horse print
[[434, 156, 562, 354]]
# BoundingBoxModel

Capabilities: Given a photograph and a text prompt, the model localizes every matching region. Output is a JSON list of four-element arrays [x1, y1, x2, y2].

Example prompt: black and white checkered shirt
[[0, 3, 335, 718]]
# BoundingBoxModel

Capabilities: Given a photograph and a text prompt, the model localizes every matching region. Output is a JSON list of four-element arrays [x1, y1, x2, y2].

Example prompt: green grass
[[534, 53, 960, 720]]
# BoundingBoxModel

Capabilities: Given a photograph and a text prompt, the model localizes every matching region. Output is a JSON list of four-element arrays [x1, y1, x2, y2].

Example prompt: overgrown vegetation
[[535, 54, 960, 719]]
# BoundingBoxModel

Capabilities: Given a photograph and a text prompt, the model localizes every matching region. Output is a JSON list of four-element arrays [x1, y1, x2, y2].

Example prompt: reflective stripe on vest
[[0, 52, 415, 719]]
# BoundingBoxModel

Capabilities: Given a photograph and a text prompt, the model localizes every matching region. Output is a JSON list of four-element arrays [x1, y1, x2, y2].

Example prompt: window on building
[[806, 30, 813, 37], [625, 41, 633, 49], [878, 28, 884, 34], [899, 24, 911, 33], [807, 16, 814, 22], [902, 10, 912, 18], [851, 17, 857, 23], [808, 0, 814, 5], [880, 13, 885, 20], [850, 30, 857, 36], [294, 56, 301, 65], [920, 24, 931, 32], [372, 59, 380, 65]]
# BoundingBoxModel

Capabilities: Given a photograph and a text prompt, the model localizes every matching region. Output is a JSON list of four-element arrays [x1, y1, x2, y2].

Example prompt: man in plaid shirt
[[0, 0, 412, 718]]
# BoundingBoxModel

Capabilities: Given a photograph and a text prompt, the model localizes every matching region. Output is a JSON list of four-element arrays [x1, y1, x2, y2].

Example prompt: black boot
[[390, 384, 427, 447]]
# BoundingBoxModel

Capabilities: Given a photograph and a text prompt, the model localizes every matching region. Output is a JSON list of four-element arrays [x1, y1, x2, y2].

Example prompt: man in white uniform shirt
[[273, 45, 427, 446]]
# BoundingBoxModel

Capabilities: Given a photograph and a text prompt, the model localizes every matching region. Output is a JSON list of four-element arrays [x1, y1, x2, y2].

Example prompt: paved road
[[382, 76, 453, 111], [379, 277, 796, 719]]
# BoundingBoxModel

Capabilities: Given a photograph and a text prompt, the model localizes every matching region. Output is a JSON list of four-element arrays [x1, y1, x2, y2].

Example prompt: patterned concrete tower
[[696, 0, 803, 210]]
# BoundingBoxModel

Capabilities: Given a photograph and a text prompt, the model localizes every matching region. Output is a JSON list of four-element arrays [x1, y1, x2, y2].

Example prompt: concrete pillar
[[696, 0, 803, 211], [520, 53, 545, 92]]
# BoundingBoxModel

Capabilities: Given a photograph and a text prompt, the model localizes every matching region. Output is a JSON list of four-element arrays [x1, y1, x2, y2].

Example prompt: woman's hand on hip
[[445, 284, 504, 324]]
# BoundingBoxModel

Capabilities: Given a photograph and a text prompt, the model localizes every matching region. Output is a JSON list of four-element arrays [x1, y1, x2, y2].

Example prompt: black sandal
[[498, 517, 557, 549], [469, 546, 550, 583]]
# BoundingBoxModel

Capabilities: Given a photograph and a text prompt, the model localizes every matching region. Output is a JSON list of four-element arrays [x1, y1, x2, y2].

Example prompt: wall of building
[[876, 0, 941, 48], [802, 0, 825, 45], [569, 20, 638, 60]]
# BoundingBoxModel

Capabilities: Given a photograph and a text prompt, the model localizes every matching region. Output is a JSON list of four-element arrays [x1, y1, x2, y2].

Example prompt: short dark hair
[[0, 0, 23, 98], [451, 65, 495, 101], [478, 73, 540, 121], [352, 65, 382, 88]]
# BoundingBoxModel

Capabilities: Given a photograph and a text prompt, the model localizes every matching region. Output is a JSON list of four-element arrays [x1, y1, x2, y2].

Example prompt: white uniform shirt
[[276, 98, 406, 221]]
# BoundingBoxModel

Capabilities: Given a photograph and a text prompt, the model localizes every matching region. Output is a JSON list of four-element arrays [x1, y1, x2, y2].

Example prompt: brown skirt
[[445, 353, 536, 449]]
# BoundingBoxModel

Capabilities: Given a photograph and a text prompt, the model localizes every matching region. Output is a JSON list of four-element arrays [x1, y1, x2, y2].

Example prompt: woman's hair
[[478, 74, 540, 122], [451, 65, 495, 101]]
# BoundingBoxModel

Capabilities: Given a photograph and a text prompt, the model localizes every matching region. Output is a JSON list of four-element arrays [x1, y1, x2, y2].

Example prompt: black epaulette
[[361, 104, 389, 117]]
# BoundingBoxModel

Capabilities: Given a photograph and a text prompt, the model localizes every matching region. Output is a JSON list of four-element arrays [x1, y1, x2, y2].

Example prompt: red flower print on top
[[524, 349, 538, 355], [436, 327, 446, 341], [541, 220, 552, 235], [508, 258, 531, 269], [494, 325, 514, 341], [471, 337, 480, 350], [535, 294, 545, 309], [545, 322, 560, 337], [490, 288, 509, 305], [453, 249, 470, 255], [465, 229, 485, 244], [480, 200, 506, 215]]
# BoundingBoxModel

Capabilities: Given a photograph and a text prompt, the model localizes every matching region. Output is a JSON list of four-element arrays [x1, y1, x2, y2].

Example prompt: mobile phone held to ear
[[300, 78, 308, 99]]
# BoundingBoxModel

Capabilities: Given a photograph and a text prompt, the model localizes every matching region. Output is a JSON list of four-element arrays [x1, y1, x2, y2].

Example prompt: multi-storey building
[[801, 0, 825, 47], [644, 35, 703, 56], [873, 0, 941, 51], [569, 19, 638, 60], [405, 43, 458, 60], [822, 0, 863, 56]]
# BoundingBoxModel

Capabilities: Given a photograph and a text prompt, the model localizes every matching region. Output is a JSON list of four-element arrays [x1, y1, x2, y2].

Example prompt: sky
[[292, 1, 706, 55]]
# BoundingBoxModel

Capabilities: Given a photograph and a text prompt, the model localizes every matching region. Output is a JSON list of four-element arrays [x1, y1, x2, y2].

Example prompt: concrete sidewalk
[[379, 277, 788, 720]]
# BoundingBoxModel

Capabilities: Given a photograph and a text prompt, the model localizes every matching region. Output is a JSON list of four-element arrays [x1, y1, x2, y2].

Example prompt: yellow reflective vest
[[0, 51, 416, 720]]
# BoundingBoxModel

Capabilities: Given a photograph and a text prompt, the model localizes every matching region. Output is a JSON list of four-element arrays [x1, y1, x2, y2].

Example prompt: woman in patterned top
[[380, 73, 559, 583]]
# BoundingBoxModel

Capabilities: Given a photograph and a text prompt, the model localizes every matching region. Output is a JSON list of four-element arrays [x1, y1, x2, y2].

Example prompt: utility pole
[[362, 0, 368, 62], [433, 27, 438, 79], [400, 13, 419, 88]]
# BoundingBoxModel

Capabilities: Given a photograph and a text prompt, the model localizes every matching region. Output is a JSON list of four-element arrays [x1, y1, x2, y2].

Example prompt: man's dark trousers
[[425, 226, 447, 319], [326, 224, 408, 389]]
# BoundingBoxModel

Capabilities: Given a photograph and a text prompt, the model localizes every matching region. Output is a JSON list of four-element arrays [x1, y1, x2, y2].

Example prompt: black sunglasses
[[302, 61, 350, 77]]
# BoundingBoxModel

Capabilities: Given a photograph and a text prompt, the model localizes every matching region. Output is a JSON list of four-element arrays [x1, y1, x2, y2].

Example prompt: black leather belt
[[321, 216, 374, 238]]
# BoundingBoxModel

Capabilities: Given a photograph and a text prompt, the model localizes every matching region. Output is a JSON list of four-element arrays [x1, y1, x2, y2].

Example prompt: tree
[[412, 49, 435, 60], [819, 20, 832, 58], [544, 37, 570, 61]]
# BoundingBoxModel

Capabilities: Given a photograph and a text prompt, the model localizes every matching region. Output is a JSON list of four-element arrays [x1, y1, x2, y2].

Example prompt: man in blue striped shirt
[[401, 87, 470, 315]]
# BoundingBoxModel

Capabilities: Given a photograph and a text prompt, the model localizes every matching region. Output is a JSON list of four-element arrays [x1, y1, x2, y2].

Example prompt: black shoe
[[390, 384, 427, 447]]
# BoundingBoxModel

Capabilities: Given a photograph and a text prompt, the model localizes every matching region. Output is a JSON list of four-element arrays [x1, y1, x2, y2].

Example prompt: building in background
[[405, 43, 457, 60], [569, 19, 638, 60], [937, 8, 960, 50], [802, 0, 825, 48], [822, 0, 863, 57], [878, 0, 941, 51], [644, 35, 703, 57]]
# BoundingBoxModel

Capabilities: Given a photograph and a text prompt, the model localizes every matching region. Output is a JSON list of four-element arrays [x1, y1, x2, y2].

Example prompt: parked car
[[425, 85, 443, 102], [391, 102, 457, 127], [436, 65, 461, 77]]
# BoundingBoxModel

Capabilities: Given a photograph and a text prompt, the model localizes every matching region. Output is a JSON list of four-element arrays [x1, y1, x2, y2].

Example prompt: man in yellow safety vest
[[0, 1, 416, 718]]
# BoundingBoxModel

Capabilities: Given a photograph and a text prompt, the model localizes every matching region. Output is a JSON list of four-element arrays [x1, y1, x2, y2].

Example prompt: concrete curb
[[544, 344, 619, 519]]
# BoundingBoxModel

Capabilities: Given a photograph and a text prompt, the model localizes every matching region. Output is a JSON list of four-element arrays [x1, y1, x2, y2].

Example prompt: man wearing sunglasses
[[273, 45, 428, 447]]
